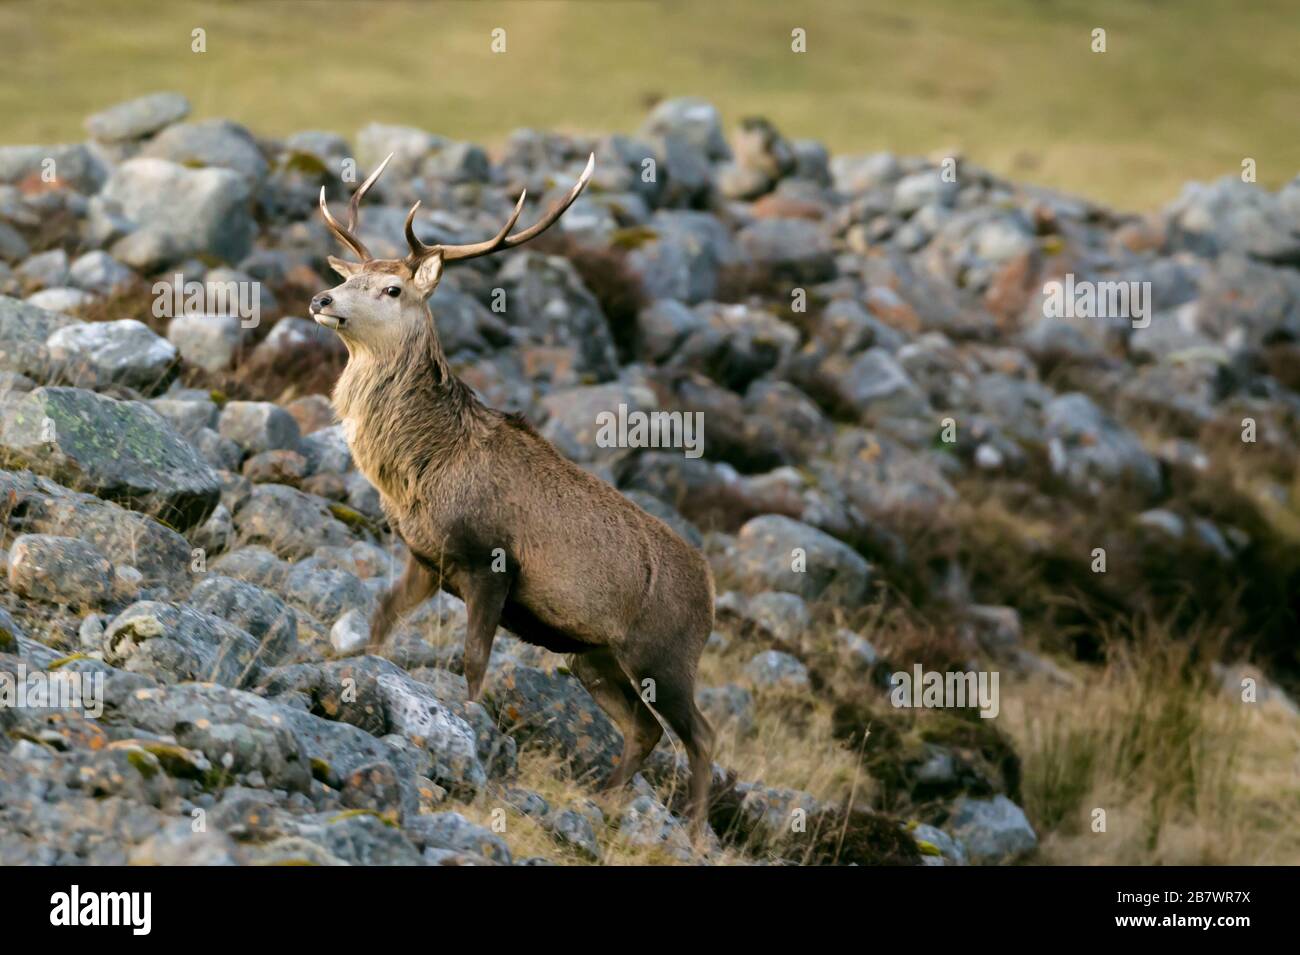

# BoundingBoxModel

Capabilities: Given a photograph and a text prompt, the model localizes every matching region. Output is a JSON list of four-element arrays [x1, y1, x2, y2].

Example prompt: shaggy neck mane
[[333, 309, 490, 504]]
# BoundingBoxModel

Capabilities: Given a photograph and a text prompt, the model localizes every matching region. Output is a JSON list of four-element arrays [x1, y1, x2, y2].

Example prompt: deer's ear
[[412, 253, 444, 298], [328, 256, 362, 280]]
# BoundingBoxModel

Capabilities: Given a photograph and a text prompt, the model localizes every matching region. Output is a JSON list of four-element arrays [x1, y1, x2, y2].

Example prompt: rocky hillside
[[0, 93, 1297, 865]]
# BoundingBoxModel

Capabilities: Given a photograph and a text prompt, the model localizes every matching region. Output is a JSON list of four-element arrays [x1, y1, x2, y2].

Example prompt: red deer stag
[[309, 154, 716, 833]]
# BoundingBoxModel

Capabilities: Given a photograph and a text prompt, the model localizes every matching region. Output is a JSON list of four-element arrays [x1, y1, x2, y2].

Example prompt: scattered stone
[[231, 484, 355, 559], [697, 684, 756, 736], [330, 608, 371, 656], [617, 777, 695, 859], [68, 251, 135, 297], [406, 812, 511, 864], [167, 315, 247, 373], [7, 534, 114, 606], [242, 449, 307, 485], [744, 650, 810, 690], [85, 92, 191, 143], [218, 400, 302, 456], [732, 515, 873, 605], [46, 319, 177, 394], [99, 158, 255, 264], [947, 795, 1038, 865], [142, 119, 269, 184], [103, 600, 274, 686]]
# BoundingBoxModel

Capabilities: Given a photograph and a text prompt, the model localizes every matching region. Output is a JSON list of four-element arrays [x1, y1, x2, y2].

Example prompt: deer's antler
[[405, 153, 595, 265], [319, 153, 394, 261]]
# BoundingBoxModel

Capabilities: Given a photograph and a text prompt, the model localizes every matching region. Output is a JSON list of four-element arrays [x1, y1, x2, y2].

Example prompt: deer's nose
[[310, 293, 333, 313]]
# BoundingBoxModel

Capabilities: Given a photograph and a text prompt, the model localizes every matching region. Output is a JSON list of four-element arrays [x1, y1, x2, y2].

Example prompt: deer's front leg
[[460, 571, 511, 703], [370, 552, 439, 649]]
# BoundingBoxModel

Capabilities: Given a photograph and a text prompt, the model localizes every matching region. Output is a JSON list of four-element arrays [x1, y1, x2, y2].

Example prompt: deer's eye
[[383, 286, 402, 298]]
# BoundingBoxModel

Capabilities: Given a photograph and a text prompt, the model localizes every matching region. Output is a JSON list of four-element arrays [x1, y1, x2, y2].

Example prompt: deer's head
[[310, 152, 594, 355]]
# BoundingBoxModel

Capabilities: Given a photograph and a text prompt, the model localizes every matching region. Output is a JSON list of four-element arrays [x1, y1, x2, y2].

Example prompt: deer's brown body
[[311, 155, 715, 832]]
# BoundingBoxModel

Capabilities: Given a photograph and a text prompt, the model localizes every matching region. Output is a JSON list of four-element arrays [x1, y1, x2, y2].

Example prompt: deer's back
[[394, 414, 713, 649]]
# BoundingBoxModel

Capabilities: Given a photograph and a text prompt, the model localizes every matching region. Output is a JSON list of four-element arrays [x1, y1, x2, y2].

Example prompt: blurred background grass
[[1, 0, 1296, 211]]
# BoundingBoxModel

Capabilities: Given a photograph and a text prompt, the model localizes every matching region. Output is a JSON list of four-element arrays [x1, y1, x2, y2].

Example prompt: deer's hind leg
[[617, 642, 715, 838], [569, 648, 663, 790]]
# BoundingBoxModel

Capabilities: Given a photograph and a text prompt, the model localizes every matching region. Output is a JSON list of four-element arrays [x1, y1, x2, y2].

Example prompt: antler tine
[[439, 153, 595, 263], [409, 189, 528, 264], [319, 152, 394, 261], [403, 201, 430, 259]]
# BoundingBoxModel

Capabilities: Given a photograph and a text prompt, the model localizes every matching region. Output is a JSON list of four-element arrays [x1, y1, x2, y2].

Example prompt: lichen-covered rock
[[298, 423, 352, 475], [191, 428, 243, 472], [1168, 175, 1300, 264], [150, 397, 224, 439], [191, 502, 233, 556], [0, 386, 220, 530], [17, 249, 70, 290], [208, 545, 290, 591], [730, 782, 825, 846], [0, 607, 24, 652], [242, 449, 307, 486], [485, 663, 622, 784], [296, 812, 423, 865], [669, 303, 800, 391], [260, 655, 487, 796], [0, 222, 30, 262], [308, 540, 394, 580], [356, 123, 443, 179], [815, 429, 958, 513], [814, 347, 930, 424], [282, 395, 336, 439], [67, 251, 135, 297], [373, 670, 486, 794], [25, 288, 96, 315], [539, 381, 658, 464], [734, 218, 836, 284], [728, 590, 811, 648], [639, 97, 730, 162], [118, 682, 312, 792], [623, 211, 737, 303], [913, 823, 968, 866]]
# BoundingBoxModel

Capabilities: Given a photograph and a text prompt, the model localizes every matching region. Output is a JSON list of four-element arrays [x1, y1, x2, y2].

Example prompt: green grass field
[[1, 0, 1297, 211]]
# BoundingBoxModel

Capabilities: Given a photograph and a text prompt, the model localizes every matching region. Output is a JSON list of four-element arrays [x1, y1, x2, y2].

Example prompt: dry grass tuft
[[1002, 622, 1300, 864]]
